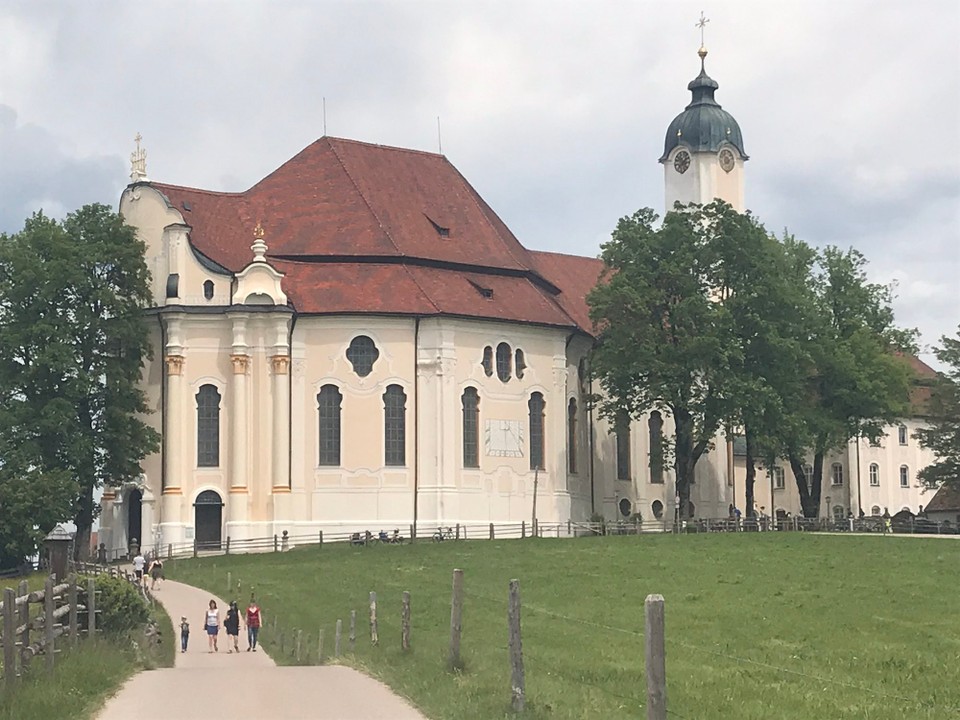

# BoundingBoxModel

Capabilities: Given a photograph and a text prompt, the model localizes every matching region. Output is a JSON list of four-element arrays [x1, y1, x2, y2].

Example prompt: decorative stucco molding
[[271, 355, 290, 375], [231, 354, 250, 375], [165, 355, 185, 376]]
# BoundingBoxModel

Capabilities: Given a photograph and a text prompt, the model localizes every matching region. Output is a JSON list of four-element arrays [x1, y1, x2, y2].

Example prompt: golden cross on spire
[[696, 11, 710, 49]]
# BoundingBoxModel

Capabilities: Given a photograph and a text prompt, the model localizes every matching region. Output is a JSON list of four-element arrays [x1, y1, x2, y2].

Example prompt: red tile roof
[[149, 137, 607, 334]]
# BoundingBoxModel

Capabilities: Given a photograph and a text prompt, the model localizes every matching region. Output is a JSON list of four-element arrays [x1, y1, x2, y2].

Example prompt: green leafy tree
[[915, 328, 960, 489], [776, 246, 914, 517], [588, 202, 756, 519], [0, 205, 159, 559]]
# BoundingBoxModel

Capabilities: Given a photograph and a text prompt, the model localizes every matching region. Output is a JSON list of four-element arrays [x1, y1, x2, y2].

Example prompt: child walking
[[180, 616, 190, 653]]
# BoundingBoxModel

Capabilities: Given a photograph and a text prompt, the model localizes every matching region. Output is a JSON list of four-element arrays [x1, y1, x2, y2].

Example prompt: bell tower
[[660, 18, 747, 213]]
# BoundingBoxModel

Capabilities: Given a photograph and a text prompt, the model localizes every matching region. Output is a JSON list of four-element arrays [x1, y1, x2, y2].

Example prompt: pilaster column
[[230, 354, 250, 491], [271, 354, 290, 493], [163, 355, 185, 492]]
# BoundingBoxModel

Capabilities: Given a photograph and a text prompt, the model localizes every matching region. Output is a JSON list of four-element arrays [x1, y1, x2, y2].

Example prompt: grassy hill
[[169, 533, 960, 719]]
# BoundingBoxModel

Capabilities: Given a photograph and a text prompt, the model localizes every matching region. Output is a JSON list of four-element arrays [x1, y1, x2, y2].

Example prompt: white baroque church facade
[[99, 49, 937, 556]]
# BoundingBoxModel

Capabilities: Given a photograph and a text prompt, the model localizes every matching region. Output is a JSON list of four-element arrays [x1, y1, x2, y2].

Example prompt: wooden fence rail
[[0, 574, 99, 691]]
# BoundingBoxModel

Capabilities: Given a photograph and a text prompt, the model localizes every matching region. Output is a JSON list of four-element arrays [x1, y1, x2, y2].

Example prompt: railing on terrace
[[83, 513, 960, 565]]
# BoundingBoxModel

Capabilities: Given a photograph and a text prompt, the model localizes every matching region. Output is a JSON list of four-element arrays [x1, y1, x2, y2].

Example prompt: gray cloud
[[0, 0, 957, 363]]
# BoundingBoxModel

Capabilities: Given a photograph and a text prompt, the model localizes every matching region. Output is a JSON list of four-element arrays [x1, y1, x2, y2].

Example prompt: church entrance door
[[127, 489, 143, 550], [194, 490, 223, 550]]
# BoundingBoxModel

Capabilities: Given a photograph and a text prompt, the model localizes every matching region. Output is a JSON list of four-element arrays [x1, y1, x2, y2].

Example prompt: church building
[[99, 46, 934, 556]]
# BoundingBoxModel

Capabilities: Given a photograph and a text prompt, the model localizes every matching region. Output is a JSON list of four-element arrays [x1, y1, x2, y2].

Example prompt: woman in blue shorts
[[204, 599, 220, 652]]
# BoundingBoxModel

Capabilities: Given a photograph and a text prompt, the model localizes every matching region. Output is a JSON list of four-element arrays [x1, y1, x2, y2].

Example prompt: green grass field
[[169, 534, 960, 719]]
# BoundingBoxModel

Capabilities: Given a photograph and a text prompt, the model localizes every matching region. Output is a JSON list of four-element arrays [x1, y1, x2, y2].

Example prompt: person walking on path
[[133, 551, 146, 586], [225, 601, 243, 653], [246, 598, 263, 652], [149, 558, 164, 590], [180, 616, 190, 653], [204, 599, 220, 653]]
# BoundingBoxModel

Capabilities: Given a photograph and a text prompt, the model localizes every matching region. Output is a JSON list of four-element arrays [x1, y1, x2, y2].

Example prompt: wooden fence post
[[44, 575, 55, 674], [455, 523, 460, 540], [369, 592, 378, 645], [410, 524, 416, 543], [508, 579, 525, 712], [449, 568, 464, 670], [193, 538, 198, 558], [68, 574, 78, 645], [296, 630, 302, 662], [3, 587, 16, 690], [521, 521, 526, 539], [645, 594, 667, 720], [225, 536, 231, 555], [349, 610, 356, 652], [335, 619, 342, 657], [18, 580, 29, 669], [317, 628, 324, 662], [401, 591, 411, 651], [489, 523, 494, 540], [87, 578, 96, 635], [227, 571, 232, 598], [567, 519, 572, 536], [167, 543, 173, 560], [274, 534, 279, 553], [319, 531, 323, 547]]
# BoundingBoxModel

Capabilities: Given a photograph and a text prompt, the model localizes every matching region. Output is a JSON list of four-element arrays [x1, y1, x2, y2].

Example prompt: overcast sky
[[1, 1, 957, 366]]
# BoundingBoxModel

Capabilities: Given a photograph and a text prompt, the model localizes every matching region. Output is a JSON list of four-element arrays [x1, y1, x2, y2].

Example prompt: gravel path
[[95, 578, 426, 720]]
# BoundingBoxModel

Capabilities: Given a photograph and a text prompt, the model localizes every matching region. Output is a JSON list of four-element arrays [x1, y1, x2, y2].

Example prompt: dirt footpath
[[95, 578, 426, 720]]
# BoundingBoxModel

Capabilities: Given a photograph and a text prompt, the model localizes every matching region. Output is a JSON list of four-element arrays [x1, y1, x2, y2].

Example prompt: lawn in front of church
[[170, 533, 960, 720]]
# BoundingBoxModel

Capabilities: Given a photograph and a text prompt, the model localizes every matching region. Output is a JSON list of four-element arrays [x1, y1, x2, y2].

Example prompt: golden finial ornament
[[254, 222, 265, 240]]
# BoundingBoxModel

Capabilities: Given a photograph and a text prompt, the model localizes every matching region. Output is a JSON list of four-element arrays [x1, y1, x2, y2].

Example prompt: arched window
[[619, 498, 632, 518], [898, 424, 908, 446], [567, 398, 578, 474], [496, 343, 512, 382], [651, 500, 664, 520], [317, 384, 342, 466], [616, 412, 630, 481], [899, 465, 910, 488], [383, 385, 407, 466], [462, 388, 480, 468], [528, 392, 545, 471], [346, 336, 379, 377], [871, 505, 882, 516], [869, 463, 880, 487], [196, 384, 221, 467], [773, 466, 785, 490], [481, 346, 493, 376], [648, 411, 663, 484], [833, 505, 845, 521], [515, 349, 526, 379], [203, 279, 214, 300], [831, 463, 844, 486]]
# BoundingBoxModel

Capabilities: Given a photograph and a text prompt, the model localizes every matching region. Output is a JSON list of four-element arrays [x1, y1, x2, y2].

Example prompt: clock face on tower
[[719, 148, 735, 173], [673, 150, 690, 174]]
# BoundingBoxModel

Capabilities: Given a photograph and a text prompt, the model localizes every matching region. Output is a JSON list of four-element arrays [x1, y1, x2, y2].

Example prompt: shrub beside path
[[95, 578, 426, 720]]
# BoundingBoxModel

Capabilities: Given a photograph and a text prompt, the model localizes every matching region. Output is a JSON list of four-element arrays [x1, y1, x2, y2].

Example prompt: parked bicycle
[[432, 526, 455, 542]]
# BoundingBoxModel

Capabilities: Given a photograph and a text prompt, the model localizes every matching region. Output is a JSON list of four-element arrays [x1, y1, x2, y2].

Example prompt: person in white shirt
[[132, 552, 146, 585]]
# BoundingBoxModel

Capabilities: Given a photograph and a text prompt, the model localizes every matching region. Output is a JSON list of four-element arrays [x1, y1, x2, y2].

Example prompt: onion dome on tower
[[659, 47, 747, 162]]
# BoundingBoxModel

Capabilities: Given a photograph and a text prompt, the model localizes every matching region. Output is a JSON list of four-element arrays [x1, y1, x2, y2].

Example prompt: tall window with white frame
[[899, 465, 910, 488], [496, 342, 512, 382], [461, 387, 480, 468], [317, 384, 342, 466], [616, 412, 630, 481], [528, 392, 545, 471], [898, 424, 908, 446], [773, 466, 785, 490], [648, 411, 663, 484], [803, 464, 814, 493], [869, 463, 880, 487], [196, 384, 221, 467], [567, 398, 578, 474], [831, 463, 844, 486], [383, 385, 407, 466]]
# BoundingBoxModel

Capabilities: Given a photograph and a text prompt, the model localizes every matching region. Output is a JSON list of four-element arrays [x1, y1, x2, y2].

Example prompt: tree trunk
[[789, 451, 824, 518], [73, 486, 93, 561], [744, 428, 757, 517]]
